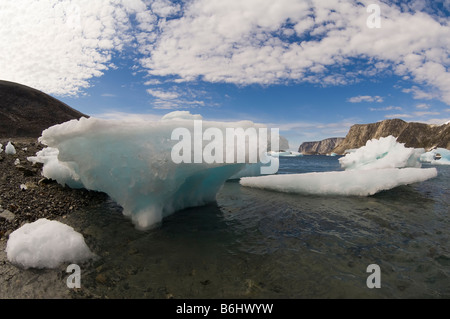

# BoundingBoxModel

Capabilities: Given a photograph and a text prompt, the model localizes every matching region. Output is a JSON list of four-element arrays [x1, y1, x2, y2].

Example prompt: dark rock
[[38, 178, 55, 185], [0, 209, 15, 222]]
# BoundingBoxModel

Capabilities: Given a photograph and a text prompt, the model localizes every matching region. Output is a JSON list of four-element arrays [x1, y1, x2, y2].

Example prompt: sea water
[[6, 156, 450, 298]]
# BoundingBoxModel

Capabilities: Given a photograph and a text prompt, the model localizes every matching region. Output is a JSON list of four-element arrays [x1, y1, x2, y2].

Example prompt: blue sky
[[1, 0, 449, 149]]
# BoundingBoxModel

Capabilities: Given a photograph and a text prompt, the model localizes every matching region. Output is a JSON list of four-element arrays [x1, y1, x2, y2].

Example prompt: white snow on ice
[[240, 168, 437, 196], [339, 136, 423, 170], [28, 112, 276, 229], [241, 136, 438, 196], [6, 218, 94, 269]]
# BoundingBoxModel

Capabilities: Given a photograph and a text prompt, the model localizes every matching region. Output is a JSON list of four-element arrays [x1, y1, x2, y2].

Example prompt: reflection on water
[[5, 156, 450, 298]]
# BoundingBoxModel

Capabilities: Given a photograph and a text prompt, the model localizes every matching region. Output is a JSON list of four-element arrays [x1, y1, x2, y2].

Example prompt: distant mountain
[[0, 80, 87, 138], [298, 137, 345, 155], [333, 119, 450, 154]]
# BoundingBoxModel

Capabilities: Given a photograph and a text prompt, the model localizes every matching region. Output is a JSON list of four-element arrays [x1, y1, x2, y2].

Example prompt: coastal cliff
[[298, 137, 345, 155], [333, 119, 450, 154]]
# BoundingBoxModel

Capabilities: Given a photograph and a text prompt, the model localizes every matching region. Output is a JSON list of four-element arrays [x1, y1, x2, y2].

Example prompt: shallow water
[[4, 156, 450, 298]]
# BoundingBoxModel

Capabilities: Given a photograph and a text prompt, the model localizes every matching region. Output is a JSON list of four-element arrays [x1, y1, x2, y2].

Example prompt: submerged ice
[[29, 113, 275, 229], [241, 136, 438, 196]]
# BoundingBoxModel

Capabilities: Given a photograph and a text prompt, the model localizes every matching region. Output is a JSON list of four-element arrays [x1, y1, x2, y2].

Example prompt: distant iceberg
[[420, 148, 450, 165], [29, 112, 277, 229], [267, 150, 303, 157], [241, 136, 437, 196], [339, 136, 423, 170]]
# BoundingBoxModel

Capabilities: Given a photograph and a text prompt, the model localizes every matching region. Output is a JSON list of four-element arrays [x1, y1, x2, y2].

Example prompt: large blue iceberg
[[29, 112, 277, 229]]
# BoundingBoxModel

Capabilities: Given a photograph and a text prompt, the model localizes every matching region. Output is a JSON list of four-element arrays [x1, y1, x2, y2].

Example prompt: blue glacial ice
[[28, 112, 276, 229], [420, 148, 450, 165]]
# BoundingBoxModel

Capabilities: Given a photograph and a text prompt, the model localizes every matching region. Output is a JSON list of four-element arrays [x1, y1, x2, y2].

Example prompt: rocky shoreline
[[0, 137, 108, 239]]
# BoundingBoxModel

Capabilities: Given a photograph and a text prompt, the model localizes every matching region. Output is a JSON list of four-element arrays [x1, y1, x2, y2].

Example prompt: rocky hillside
[[0, 80, 87, 138], [298, 137, 345, 155], [333, 119, 450, 154]]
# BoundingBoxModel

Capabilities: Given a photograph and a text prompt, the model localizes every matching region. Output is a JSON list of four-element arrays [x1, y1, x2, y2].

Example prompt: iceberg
[[241, 136, 437, 196], [6, 218, 94, 269], [29, 113, 277, 229], [339, 136, 423, 170], [420, 148, 450, 165], [267, 150, 303, 157], [240, 168, 437, 196], [5, 141, 16, 155]]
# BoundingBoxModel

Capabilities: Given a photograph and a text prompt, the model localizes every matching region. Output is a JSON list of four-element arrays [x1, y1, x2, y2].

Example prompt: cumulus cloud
[[140, 0, 450, 104], [349, 95, 384, 103], [2, 0, 450, 106], [146, 89, 179, 100], [0, 0, 146, 96]]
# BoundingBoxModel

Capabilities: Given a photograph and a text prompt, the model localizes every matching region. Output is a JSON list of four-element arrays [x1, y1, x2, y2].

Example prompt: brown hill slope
[[333, 119, 450, 154], [298, 137, 345, 155], [0, 80, 87, 138]]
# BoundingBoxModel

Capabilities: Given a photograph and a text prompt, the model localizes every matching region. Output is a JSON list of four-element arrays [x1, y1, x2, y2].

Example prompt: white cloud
[[413, 111, 440, 116], [402, 86, 440, 101], [348, 95, 384, 103], [144, 79, 162, 85], [385, 113, 414, 119], [92, 111, 162, 121], [2, 0, 450, 107], [139, 0, 450, 104], [369, 106, 403, 111], [0, 0, 146, 96], [151, 0, 180, 18], [146, 89, 179, 100], [416, 103, 431, 109]]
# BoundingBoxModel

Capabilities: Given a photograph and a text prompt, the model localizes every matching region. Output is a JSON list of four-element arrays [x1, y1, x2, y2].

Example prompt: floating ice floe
[[0, 143, 3, 153], [240, 168, 437, 196], [28, 112, 278, 229], [241, 136, 437, 196], [5, 141, 16, 155], [267, 150, 303, 157], [420, 148, 450, 165], [6, 218, 94, 269]]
